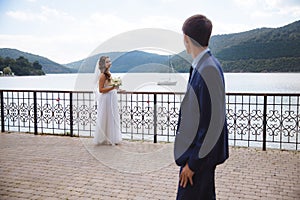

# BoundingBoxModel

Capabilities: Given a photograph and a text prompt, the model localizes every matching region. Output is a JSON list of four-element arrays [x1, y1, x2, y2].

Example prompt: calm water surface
[[1, 73, 300, 93]]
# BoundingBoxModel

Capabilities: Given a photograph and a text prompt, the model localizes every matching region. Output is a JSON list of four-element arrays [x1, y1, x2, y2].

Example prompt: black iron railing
[[0, 90, 299, 150], [226, 93, 299, 150]]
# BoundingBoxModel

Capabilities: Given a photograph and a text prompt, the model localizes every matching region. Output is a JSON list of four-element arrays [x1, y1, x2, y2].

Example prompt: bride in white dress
[[94, 56, 122, 145]]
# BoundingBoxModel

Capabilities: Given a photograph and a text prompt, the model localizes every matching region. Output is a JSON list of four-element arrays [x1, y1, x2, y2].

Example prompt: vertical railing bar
[[296, 96, 299, 150], [134, 94, 137, 136], [153, 93, 157, 143], [76, 92, 79, 136], [23, 92, 26, 130], [127, 93, 130, 137], [141, 94, 144, 141], [280, 95, 283, 149], [286, 96, 291, 146], [41, 92, 44, 134], [43, 92, 46, 133], [52, 92, 54, 135], [258, 95, 261, 142], [91, 92, 94, 137], [241, 95, 244, 144], [288, 96, 291, 144], [64, 92, 67, 136], [9, 91, 12, 132], [234, 95, 237, 147], [39, 92, 42, 134], [20, 92, 23, 129], [247, 95, 251, 147], [82, 92, 85, 135], [167, 94, 170, 142], [55, 92, 58, 133], [28, 92, 31, 133], [70, 92, 73, 137], [123, 93, 126, 136], [17, 92, 19, 132], [119, 92, 121, 135], [123, 93, 126, 135], [149, 93, 151, 136], [1, 91, 4, 132], [272, 96, 276, 144], [169, 94, 174, 142], [89, 92, 92, 137], [130, 93, 133, 140], [33, 91, 38, 135], [262, 95, 267, 151]]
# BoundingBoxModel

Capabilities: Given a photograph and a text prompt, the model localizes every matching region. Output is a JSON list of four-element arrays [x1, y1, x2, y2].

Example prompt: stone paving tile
[[0, 132, 299, 200]]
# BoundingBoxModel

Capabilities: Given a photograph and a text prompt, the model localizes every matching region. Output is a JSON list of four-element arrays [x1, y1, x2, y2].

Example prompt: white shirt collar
[[192, 48, 209, 69]]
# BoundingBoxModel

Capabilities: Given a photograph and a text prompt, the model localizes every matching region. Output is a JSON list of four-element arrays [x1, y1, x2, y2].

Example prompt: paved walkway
[[0, 133, 299, 200]]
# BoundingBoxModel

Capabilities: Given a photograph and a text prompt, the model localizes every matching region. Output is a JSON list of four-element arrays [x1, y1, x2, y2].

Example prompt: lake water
[[1, 73, 300, 93]]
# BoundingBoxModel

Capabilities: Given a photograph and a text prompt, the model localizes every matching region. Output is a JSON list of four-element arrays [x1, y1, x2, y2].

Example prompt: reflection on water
[[224, 73, 300, 93]]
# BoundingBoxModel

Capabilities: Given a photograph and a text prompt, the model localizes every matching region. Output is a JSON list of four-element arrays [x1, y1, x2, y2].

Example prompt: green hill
[[0, 48, 75, 74], [210, 20, 300, 72]]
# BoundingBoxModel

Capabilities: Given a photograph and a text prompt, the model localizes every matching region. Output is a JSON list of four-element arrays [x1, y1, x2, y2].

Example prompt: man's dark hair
[[182, 14, 212, 47]]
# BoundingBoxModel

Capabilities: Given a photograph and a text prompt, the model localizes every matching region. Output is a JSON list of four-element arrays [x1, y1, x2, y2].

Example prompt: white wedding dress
[[94, 81, 122, 145]]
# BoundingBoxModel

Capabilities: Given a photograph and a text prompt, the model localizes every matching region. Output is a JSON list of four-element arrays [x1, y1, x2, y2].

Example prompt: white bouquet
[[109, 77, 122, 87]]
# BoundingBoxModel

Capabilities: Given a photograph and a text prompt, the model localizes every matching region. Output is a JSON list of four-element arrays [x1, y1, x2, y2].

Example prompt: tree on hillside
[[0, 56, 45, 76], [3, 66, 12, 75], [16, 56, 30, 67], [33, 61, 43, 70]]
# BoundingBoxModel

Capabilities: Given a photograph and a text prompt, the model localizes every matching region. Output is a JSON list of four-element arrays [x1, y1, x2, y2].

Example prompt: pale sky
[[0, 0, 299, 64]]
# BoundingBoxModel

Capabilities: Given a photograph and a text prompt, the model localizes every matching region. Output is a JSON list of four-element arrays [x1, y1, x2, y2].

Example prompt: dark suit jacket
[[174, 51, 229, 172]]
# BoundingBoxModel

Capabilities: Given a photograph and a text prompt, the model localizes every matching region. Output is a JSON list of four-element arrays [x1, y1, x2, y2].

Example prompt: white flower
[[110, 77, 122, 87]]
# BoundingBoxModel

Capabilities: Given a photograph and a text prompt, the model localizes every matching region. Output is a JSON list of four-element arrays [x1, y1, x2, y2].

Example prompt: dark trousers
[[176, 165, 216, 200]]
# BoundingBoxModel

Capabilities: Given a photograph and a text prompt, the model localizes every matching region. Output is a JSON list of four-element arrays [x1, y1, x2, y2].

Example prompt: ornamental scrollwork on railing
[[1, 90, 299, 150], [267, 109, 281, 137], [53, 104, 66, 124], [8, 102, 19, 123], [41, 103, 53, 124], [249, 109, 263, 137], [120, 105, 132, 129], [265, 95, 299, 145], [19, 103, 29, 123], [267, 109, 299, 139]]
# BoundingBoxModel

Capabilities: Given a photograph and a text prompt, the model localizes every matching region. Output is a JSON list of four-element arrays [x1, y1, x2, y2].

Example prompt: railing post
[[69, 92, 73, 137], [153, 93, 157, 143], [33, 91, 38, 135], [1, 91, 5, 132], [262, 95, 267, 151]]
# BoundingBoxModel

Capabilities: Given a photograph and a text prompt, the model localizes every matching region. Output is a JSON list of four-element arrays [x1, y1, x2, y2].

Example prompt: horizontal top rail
[[226, 92, 300, 96], [1, 89, 300, 96]]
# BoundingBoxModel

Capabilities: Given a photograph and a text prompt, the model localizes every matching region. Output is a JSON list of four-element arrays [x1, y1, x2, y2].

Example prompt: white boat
[[157, 55, 177, 86], [157, 80, 177, 85]]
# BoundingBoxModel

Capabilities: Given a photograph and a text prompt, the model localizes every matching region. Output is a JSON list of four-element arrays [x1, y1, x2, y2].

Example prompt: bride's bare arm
[[99, 73, 115, 93]]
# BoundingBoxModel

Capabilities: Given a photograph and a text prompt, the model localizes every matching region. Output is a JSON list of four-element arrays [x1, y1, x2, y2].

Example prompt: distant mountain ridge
[[67, 51, 177, 73], [66, 20, 300, 73], [1, 20, 299, 73]]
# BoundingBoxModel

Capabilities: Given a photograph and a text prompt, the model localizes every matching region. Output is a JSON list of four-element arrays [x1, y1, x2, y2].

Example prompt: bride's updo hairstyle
[[98, 56, 111, 81]]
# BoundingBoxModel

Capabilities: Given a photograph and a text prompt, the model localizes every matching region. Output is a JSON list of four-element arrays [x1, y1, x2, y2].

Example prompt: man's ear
[[184, 34, 190, 46], [183, 34, 191, 54]]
